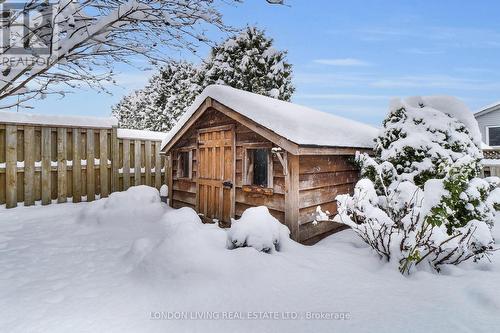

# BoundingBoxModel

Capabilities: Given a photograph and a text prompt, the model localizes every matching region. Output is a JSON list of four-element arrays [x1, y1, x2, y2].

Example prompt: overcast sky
[[25, 0, 500, 126]]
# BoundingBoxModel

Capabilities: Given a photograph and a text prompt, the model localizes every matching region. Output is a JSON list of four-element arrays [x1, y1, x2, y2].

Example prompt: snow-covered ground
[[1, 186, 499, 333]]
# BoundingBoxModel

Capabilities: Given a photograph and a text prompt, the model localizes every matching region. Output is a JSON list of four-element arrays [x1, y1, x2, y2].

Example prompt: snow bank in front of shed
[[3, 199, 500, 332], [77, 185, 165, 225], [227, 206, 291, 253], [131, 207, 230, 278], [129, 206, 293, 279], [162, 84, 378, 150]]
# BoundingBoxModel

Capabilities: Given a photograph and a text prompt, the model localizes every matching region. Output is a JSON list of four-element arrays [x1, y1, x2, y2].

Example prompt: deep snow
[[1, 187, 499, 333]]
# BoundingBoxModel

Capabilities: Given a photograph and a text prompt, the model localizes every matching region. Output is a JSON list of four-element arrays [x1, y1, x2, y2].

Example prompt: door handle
[[223, 181, 233, 188]]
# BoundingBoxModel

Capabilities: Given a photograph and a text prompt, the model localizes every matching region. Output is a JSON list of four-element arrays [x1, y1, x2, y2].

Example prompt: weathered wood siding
[[169, 107, 362, 244], [298, 155, 359, 244], [170, 107, 285, 221], [0, 123, 167, 207]]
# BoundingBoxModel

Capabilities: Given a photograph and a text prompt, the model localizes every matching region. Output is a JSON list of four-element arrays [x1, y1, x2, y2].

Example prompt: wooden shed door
[[197, 125, 235, 223]]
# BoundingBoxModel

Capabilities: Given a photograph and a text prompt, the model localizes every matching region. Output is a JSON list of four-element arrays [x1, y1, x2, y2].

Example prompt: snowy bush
[[77, 185, 165, 225], [227, 206, 291, 253], [333, 96, 499, 274]]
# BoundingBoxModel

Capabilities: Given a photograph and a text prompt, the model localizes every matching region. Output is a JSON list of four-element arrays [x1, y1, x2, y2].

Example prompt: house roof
[[474, 101, 500, 118], [161, 85, 378, 152]]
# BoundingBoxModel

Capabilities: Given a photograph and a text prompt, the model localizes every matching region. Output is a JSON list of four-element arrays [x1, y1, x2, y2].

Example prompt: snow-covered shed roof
[[161, 85, 378, 151], [474, 101, 500, 117], [0, 110, 118, 128]]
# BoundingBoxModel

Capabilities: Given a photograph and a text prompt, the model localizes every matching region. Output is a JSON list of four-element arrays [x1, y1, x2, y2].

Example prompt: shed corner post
[[284, 152, 300, 242], [167, 153, 173, 208]]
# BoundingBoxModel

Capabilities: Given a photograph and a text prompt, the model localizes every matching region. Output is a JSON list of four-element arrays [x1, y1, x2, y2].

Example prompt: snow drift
[[77, 185, 165, 226]]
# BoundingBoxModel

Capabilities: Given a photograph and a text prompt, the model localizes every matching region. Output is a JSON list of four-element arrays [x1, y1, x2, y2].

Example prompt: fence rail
[[0, 122, 167, 208]]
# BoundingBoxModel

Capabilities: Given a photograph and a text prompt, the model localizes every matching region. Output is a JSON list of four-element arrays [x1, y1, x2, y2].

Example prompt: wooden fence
[[0, 118, 168, 208]]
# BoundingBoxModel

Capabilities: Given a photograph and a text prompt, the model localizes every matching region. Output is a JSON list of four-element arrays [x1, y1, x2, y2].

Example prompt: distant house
[[475, 101, 500, 147], [475, 101, 500, 176], [160, 85, 377, 244]]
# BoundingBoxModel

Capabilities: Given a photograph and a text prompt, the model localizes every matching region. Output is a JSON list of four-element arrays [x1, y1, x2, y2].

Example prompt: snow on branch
[[327, 96, 500, 275], [0, 0, 238, 109]]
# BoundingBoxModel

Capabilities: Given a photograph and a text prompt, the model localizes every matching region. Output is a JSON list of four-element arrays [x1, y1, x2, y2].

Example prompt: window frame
[[175, 147, 194, 180], [242, 143, 273, 190], [487, 126, 500, 147]]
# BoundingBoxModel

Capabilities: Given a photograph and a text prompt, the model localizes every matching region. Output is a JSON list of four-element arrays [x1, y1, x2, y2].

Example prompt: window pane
[[252, 149, 268, 187], [180, 152, 190, 178], [489, 127, 500, 146]]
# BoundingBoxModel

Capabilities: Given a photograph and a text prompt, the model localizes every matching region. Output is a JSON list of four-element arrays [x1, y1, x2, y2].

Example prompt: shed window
[[177, 150, 192, 179], [488, 126, 500, 146], [245, 148, 272, 188]]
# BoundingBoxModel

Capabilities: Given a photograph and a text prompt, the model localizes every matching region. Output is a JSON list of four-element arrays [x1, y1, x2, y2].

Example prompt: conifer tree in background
[[203, 26, 294, 101], [112, 89, 149, 130], [112, 27, 294, 131], [112, 61, 202, 132]]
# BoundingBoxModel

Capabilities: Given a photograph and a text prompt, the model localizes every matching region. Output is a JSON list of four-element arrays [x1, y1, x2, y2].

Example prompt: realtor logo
[[1, 2, 54, 56], [0, 1, 60, 72]]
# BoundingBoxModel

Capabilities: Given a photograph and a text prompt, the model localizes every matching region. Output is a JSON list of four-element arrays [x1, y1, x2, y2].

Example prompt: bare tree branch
[[0, 0, 272, 109]]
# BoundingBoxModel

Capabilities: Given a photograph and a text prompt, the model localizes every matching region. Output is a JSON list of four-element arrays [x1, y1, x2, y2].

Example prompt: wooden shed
[[161, 85, 376, 244]]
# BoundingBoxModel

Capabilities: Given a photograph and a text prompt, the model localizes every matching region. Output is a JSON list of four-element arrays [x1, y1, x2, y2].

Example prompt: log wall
[[0, 123, 167, 208]]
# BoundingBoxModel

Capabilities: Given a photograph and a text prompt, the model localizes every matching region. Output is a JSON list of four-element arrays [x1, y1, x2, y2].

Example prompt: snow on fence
[[0, 112, 169, 208]]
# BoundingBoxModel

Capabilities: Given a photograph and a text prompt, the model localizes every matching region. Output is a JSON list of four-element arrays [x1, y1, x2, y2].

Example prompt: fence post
[[144, 140, 151, 186], [134, 139, 141, 186], [5, 125, 17, 208], [24, 126, 35, 206], [72, 129, 82, 203], [99, 129, 108, 198], [57, 128, 67, 203], [86, 129, 95, 202], [123, 139, 130, 190], [41, 127, 51, 205], [111, 126, 119, 193]]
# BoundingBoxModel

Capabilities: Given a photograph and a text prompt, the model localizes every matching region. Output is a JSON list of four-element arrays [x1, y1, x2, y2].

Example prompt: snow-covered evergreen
[[203, 27, 295, 101], [332, 96, 500, 274], [112, 61, 202, 132], [113, 27, 294, 131]]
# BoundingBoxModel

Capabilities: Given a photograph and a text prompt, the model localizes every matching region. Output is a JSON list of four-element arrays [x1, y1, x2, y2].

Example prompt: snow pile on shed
[[162, 84, 378, 150]]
